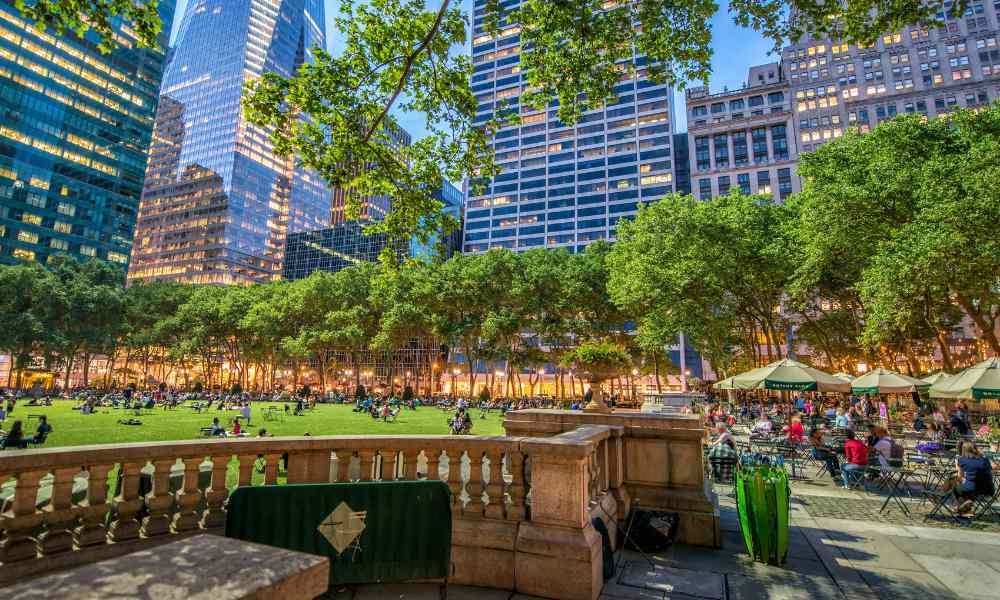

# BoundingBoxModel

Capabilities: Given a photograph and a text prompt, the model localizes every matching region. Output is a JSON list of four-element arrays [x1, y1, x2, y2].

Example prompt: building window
[[757, 170, 772, 194], [751, 127, 769, 163], [698, 178, 711, 200], [777, 168, 793, 200], [49, 238, 68, 250], [718, 175, 731, 196], [694, 136, 710, 171], [733, 132, 749, 166], [12, 248, 35, 261], [737, 173, 751, 194], [713, 134, 729, 168], [771, 125, 788, 161], [17, 230, 39, 244], [80, 245, 96, 257]]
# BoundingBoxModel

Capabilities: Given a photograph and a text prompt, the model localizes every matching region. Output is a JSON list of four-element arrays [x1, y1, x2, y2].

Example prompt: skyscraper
[[127, 0, 330, 285], [0, 0, 176, 267], [785, 6, 1000, 153], [463, 0, 677, 254]]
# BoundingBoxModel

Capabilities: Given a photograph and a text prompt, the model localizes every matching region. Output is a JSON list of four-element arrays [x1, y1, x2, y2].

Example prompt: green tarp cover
[[225, 481, 452, 585]]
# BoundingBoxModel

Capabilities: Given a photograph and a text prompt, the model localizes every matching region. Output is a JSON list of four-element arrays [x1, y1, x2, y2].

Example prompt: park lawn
[[4, 401, 506, 448]]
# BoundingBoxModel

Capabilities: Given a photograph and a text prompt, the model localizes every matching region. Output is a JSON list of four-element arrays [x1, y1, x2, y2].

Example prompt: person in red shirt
[[842, 429, 868, 488], [785, 414, 805, 444]]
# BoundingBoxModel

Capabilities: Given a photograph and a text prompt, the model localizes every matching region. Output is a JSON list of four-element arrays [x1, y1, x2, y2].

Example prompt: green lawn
[[4, 401, 505, 448]]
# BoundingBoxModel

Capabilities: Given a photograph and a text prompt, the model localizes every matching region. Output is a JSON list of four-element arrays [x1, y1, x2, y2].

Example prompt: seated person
[[0, 420, 26, 450], [808, 426, 841, 480], [231, 419, 242, 436], [708, 424, 737, 460], [950, 441, 995, 516], [449, 408, 472, 434], [949, 411, 970, 436], [841, 430, 868, 488], [870, 426, 894, 467], [32, 415, 52, 444], [209, 417, 225, 436], [784, 414, 805, 445], [834, 407, 851, 429], [750, 414, 773, 435], [912, 414, 926, 432]]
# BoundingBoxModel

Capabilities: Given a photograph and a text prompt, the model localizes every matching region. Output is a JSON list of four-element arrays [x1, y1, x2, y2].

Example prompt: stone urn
[[564, 341, 632, 414]]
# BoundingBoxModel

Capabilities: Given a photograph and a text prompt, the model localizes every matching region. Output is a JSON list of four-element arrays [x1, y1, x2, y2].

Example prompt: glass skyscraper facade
[[463, 0, 677, 254], [0, 0, 176, 267], [127, 0, 331, 285]]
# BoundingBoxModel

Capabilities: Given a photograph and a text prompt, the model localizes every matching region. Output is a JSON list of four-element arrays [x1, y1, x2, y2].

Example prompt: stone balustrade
[[0, 421, 628, 600], [503, 409, 721, 548]]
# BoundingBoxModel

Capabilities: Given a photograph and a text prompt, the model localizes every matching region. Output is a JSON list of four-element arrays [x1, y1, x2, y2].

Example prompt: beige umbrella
[[921, 371, 952, 385], [850, 368, 929, 394], [713, 376, 742, 390], [832, 372, 854, 382], [929, 358, 1000, 400], [731, 359, 851, 393]]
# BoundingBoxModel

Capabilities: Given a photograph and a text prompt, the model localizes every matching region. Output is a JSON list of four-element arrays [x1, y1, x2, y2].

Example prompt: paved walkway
[[324, 474, 1000, 599]]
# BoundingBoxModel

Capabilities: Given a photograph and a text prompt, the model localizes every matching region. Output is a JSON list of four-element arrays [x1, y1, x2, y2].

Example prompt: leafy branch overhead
[[15, 0, 162, 53]]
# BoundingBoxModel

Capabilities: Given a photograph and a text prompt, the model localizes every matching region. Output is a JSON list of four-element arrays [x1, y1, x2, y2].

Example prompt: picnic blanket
[[225, 481, 451, 585]]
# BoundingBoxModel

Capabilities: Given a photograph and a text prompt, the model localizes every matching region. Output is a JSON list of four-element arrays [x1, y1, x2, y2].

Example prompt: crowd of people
[[702, 391, 997, 518]]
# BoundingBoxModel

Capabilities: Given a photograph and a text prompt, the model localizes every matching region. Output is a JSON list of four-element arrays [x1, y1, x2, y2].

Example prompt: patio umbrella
[[850, 368, 930, 395], [832, 372, 854, 382], [730, 359, 851, 393], [928, 357, 1000, 400], [713, 376, 743, 390], [920, 371, 952, 385]]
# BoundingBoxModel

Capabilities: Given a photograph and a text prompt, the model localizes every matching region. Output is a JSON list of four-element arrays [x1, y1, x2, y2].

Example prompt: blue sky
[[169, 0, 774, 134]]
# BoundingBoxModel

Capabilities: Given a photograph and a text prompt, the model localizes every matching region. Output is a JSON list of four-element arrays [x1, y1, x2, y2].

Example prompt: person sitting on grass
[[231, 418, 242, 436], [209, 417, 225, 437], [32, 415, 52, 444]]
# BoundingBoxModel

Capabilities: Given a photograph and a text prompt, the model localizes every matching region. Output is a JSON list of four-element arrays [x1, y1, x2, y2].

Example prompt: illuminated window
[[21, 213, 42, 225], [12, 248, 35, 261], [79, 245, 96, 257], [53, 221, 71, 234], [57, 202, 75, 216], [17, 230, 38, 244]]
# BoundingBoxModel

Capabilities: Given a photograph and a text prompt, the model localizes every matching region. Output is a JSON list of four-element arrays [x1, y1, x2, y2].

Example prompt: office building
[[0, 0, 176, 267], [284, 182, 466, 280], [785, 5, 1000, 153], [127, 0, 330, 285], [330, 125, 412, 225], [685, 63, 801, 202], [671, 133, 691, 196], [410, 180, 464, 261], [463, 0, 677, 253]]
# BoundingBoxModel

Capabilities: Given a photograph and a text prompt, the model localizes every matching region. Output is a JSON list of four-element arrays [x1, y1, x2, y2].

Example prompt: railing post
[[506, 450, 527, 521], [380, 450, 397, 481], [358, 449, 375, 481], [38, 467, 78, 556], [108, 462, 142, 543], [173, 458, 203, 532], [425, 449, 441, 481], [287, 450, 331, 484], [262, 454, 280, 485], [484, 449, 504, 519], [75, 463, 113, 547], [465, 450, 485, 517], [0, 470, 45, 563], [201, 455, 231, 529], [141, 458, 176, 537], [236, 454, 256, 487], [336, 451, 353, 482], [403, 450, 419, 480]]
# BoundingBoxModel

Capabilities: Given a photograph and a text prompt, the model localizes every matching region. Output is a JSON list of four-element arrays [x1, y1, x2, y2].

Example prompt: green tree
[[242, 0, 969, 248], [17, 0, 163, 52], [0, 263, 64, 388]]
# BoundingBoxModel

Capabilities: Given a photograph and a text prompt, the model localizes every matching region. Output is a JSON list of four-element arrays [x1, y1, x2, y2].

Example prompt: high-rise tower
[[128, 0, 330, 285], [0, 0, 176, 268]]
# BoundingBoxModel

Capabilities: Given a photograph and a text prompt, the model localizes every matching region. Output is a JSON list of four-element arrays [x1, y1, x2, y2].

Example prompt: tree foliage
[[15, 0, 162, 52]]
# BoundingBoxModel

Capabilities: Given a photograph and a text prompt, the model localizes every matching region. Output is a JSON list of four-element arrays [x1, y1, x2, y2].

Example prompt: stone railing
[[504, 409, 720, 548], [0, 423, 626, 600]]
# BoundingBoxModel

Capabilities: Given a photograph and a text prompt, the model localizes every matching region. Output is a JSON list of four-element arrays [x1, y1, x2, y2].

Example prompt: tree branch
[[363, 0, 453, 143]]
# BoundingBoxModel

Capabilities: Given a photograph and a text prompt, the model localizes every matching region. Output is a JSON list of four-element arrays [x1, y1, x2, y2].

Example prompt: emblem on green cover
[[318, 501, 367, 554]]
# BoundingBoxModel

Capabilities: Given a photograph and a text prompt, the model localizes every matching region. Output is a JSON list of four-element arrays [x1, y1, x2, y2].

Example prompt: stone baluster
[[38, 467, 79, 556], [262, 454, 280, 485], [0, 469, 45, 563], [465, 450, 485, 517], [598, 438, 610, 492], [380, 449, 397, 481], [201, 455, 231, 529], [442, 451, 463, 511], [173, 458, 204, 532], [484, 449, 505, 519], [75, 463, 113, 547], [358, 449, 375, 481], [108, 462, 143, 543], [287, 450, 331, 484], [336, 451, 353, 482], [506, 451, 527, 521], [236, 454, 256, 487], [425, 449, 441, 481], [141, 458, 176, 537], [403, 450, 419, 480]]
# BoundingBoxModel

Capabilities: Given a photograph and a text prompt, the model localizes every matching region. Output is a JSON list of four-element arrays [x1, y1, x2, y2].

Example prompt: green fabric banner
[[973, 388, 1000, 400], [225, 481, 452, 585], [763, 380, 817, 391]]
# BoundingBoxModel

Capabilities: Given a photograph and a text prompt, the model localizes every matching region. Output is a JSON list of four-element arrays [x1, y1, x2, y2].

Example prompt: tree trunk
[[935, 331, 954, 371], [953, 291, 1000, 354]]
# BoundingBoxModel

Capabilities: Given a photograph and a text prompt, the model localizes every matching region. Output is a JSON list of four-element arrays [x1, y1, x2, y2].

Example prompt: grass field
[[2, 401, 506, 448]]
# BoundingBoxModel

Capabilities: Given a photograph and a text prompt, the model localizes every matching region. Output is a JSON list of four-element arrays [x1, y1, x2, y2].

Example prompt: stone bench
[[2, 533, 329, 600]]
